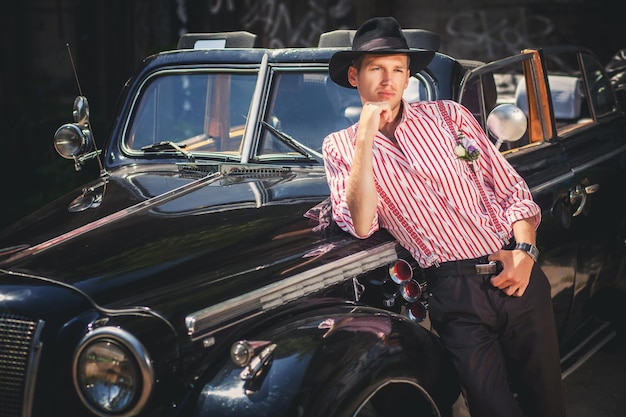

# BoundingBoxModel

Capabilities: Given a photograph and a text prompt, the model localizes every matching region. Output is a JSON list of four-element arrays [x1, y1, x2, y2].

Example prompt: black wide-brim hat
[[328, 17, 435, 89]]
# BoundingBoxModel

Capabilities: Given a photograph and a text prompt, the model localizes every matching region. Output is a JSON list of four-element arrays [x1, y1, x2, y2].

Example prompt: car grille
[[0, 313, 44, 417]]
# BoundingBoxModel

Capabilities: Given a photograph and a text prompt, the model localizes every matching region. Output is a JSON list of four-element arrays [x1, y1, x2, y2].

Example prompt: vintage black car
[[1, 29, 625, 417]]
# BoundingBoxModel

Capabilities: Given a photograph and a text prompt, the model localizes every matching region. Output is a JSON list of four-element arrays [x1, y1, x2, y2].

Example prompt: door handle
[[569, 183, 599, 217]]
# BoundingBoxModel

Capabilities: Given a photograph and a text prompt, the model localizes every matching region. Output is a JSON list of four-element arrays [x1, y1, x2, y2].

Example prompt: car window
[[543, 50, 619, 132], [461, 56, 532, 151], [581, 52, 618, 117], [125, 72, 257, 156], [257, 71, 361, 159], [256, 70, 435, 161], [542, 51, 594, 133]]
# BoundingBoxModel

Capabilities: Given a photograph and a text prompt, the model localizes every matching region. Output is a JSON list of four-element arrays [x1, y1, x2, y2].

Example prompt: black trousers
[[427, 263, 566, 417]]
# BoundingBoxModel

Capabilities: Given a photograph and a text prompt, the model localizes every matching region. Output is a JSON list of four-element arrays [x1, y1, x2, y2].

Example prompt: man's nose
[[381, 69, 391, 83]]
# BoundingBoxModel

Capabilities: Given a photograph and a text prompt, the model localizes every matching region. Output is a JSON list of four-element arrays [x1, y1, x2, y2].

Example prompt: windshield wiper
[[260, 121, 323, 164], [141, 141, 195, 162]]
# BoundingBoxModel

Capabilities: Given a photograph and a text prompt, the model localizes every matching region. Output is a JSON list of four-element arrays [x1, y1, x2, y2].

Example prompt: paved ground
[[451, 332, 626, 417]]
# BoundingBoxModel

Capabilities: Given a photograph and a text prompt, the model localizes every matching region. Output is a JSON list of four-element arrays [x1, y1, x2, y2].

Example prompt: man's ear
[[347, 66, 358, 88]]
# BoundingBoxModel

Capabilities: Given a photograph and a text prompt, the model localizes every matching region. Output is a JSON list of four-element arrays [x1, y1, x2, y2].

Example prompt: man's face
[[347, 54, 410, 108]]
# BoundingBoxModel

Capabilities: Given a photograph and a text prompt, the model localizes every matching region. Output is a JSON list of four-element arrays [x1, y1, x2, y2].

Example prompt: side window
[[460, 73, 499, 122], [462, 49, 618, 151], [461, 59, 530, 151], [543, 51, 593, 133], [581, 52, 618, 117]]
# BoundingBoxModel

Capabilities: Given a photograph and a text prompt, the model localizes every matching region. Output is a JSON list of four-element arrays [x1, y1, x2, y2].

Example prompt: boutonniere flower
[[453, 130, 480, 163]]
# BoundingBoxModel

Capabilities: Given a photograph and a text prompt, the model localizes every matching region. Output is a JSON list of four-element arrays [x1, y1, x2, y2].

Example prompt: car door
[[540, 47, 626, 341], [459, 51, 578, 338]]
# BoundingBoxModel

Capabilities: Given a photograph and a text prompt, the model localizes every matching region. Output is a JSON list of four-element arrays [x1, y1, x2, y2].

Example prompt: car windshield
[[125, 72, 257, 157], [257, 71, 362, 160], [123, 67, 438, 162], [256, 70, 432, 161]]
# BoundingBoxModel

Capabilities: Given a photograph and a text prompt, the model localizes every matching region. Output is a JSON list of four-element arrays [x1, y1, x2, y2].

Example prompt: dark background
[[0, 0, 623, 230]]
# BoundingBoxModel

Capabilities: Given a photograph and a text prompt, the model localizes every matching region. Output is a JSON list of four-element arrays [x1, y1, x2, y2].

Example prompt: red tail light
[[389, 259, 413, 284], [406, 301, 428, 322], [400, 280, 423, 302]]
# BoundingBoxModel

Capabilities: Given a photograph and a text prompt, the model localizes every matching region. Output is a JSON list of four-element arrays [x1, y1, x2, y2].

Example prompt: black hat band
[[356, 37, 407, 52]]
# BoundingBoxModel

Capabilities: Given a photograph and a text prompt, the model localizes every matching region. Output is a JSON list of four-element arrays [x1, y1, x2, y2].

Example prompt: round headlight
[[54, 123, 91, 159], [73, 327, 154, 417]]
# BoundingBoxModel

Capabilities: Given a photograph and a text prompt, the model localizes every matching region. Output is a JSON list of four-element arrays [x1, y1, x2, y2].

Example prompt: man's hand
[[358, 101, 394, 138], [488, 249, 534, 297]]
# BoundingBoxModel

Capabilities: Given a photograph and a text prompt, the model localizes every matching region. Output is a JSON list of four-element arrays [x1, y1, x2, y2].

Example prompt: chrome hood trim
[[185, 241, 401, 339]]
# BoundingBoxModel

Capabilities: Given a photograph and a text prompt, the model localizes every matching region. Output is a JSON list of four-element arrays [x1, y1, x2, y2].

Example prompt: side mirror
[[486, 104, 528, 150], [73, 95, 90, 125]]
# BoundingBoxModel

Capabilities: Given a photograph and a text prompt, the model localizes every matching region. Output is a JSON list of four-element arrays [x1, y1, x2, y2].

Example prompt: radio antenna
[[66, 43, 84, 96]]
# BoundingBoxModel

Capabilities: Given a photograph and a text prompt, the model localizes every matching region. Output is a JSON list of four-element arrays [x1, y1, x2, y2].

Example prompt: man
[[322, 16, 565, 417]]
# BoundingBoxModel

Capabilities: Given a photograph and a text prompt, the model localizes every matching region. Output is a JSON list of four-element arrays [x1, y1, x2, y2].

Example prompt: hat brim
[[328, 49, 435, 89]]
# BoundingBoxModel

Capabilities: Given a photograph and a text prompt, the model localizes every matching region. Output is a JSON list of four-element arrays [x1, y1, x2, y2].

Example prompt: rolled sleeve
[[506, 200, 541, 229]]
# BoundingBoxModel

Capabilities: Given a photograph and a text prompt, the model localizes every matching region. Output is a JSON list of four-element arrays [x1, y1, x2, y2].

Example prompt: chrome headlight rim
[[54, 123, 91, 159], [72, 326, 154, 417]]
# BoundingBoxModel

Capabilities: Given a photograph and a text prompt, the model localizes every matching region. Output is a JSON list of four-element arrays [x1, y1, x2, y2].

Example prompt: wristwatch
[[514, 242, 539, 262]]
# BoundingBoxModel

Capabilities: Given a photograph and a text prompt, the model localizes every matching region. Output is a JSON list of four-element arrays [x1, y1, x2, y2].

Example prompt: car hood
[[0, 164, 358, 319]]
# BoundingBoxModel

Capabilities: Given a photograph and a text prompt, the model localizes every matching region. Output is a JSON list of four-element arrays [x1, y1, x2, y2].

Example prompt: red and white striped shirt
[[322, 99, 541, 268]]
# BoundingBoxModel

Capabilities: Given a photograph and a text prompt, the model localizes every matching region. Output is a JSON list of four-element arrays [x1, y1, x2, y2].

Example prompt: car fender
[[190, 306, 460, 417]]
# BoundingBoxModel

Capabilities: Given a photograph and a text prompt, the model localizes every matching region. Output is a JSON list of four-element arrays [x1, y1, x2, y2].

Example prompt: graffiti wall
[[178, 0, 369, 48], [443, 8, 557, 60], [205, 0, 354, 47], [171, 0, 619, 63], [393, 2, 579, 62]]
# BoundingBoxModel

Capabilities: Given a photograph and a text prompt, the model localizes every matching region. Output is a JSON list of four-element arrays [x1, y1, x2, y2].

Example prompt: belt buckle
[[475, 261, 497, 275]]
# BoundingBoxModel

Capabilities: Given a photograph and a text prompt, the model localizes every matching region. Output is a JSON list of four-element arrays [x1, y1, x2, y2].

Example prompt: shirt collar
[[400, 99, 421, 123]]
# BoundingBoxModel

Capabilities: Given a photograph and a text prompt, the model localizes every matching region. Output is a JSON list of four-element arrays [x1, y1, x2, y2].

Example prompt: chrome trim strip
[[570, 144, 626, 174], [527, 144, 626, 196], [529, 171, 575, 195], [560, 321, 615, 380], [186, 241, 401, 338]]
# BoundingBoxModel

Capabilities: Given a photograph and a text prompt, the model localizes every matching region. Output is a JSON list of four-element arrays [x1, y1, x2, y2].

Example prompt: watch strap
[[514, 242, 539, 262]]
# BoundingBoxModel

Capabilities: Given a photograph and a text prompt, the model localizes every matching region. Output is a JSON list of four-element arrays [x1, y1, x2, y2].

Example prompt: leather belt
[[426, 256, 502, 278]]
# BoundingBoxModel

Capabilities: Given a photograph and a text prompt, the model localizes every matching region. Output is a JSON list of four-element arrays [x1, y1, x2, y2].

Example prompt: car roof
[[144, 27, 444, 69], [144, 47, 345, 68]]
